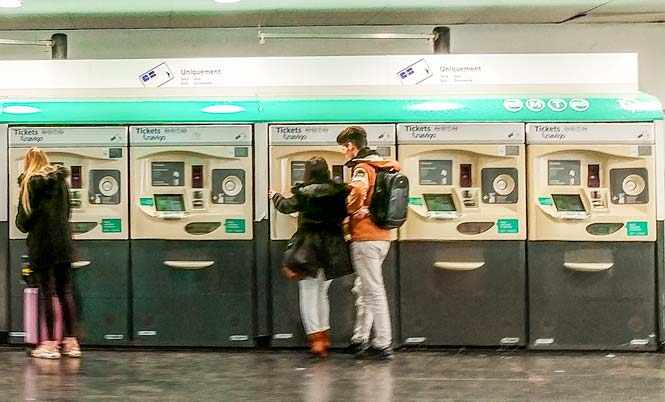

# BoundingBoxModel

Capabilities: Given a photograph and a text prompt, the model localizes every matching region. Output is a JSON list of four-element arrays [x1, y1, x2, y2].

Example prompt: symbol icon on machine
[[569, 98, 590, 112], [503, 99, 523, 112], [526, 98, 545, 112], [397, 59, 433, 85], [138, 62, 174, 88], [547, 98, 567, 112]]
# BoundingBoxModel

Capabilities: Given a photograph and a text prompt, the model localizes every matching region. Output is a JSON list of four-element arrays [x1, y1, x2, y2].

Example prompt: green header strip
[[0, 94, 662, 124]]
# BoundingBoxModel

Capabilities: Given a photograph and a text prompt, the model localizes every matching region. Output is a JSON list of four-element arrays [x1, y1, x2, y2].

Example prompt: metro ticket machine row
[[527, 123, 657, 350], [8, 126, 130, 345], [268, 124, 399, 347], [130, 125, 255, 347], [398, 123, 527, 346]]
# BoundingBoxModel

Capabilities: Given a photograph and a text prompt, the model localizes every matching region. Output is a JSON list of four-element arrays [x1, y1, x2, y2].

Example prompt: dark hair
[[336, 126, 368, 149], [303, 156, 331, 184]]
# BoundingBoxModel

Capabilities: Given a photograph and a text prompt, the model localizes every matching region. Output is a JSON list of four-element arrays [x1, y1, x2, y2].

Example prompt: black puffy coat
[[16, 166, 73, 270], [272, 181, 353, 280]]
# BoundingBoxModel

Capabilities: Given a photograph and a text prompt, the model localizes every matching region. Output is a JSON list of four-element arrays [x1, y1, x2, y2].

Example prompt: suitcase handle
[[163, 261, 215, 270], [433, 261, 485, 271], [564, 262, 613, 272], [71, 261, 91, 269]]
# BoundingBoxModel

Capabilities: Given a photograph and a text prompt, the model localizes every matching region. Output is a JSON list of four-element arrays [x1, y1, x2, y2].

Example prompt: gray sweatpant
[[350, 240, 392, 349]]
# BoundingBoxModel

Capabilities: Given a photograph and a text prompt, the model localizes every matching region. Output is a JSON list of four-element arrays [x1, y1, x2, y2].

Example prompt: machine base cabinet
[[270, 241, 399, 348], [528, 241, 656, 351], [132, 240, 254, 347], [9, 240, 130, 345], [400, 240, 526, 347]]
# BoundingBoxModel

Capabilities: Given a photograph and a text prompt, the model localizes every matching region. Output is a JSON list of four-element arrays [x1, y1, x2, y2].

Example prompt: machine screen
[[548, 160, 581, 186], [420, 160, 452, 185], [152, 162, 185, 186], [552, 194, 586, 212], [423, 194, 456, 212], [291, 161, 306, 186], [154, 194, 185, 212]]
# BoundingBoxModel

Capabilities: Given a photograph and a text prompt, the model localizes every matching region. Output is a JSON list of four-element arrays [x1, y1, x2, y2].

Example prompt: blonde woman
[[16, 148, 80, 359]]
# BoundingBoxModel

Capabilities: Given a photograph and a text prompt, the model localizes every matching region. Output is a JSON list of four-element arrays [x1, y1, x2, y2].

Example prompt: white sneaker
[[61, 337, 82, 358], [31, 343, 61, 360]]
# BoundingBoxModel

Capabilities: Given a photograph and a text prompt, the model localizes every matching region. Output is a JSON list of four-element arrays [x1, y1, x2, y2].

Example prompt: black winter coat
[[16, 166, 73, 270], [272, 181, 353, 280]]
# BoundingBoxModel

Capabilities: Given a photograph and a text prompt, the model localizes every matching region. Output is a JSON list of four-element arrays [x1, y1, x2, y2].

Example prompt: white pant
[[350, 241, 392, 349], [299, 270, 332, 335]]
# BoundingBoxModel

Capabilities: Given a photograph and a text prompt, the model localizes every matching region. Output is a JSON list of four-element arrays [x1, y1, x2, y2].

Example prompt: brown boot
[[308, 331, 329, 359], [322, 330, 331, 349]]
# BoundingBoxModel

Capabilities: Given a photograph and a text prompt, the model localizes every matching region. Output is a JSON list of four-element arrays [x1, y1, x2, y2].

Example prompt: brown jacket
[[346, 151, 401, 241]]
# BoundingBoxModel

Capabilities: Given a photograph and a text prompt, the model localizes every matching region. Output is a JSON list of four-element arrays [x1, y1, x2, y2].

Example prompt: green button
[[626, 221, 648, 236], [538, 196, 553, 206], [497, 218, 519, 234], [140, 197, 154, 206], [224, 219, 246, 234], [101, 218, 122, 233]]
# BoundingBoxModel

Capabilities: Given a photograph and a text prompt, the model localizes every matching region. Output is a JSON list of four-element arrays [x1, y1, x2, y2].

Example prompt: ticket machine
[[8, 126, 130, 345], [130, 125, 254, 347], [269, 123, 398, 347], [398, 123, 526, 346], [527, 123, 657, 350]]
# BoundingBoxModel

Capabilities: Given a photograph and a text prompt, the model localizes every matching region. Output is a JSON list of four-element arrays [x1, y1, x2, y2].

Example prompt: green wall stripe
[[0, 94, 662, 124]]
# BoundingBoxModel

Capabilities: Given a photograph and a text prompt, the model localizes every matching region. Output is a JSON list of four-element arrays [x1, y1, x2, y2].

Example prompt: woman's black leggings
[[36, 262, 79, 341]]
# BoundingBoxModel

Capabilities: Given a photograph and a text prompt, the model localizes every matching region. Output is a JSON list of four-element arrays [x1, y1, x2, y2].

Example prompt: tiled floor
[[1, 347, 665, 401]]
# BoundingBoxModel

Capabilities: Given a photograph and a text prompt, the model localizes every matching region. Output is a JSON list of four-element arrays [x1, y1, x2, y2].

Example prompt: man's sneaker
[[355, 345, 394, 361], [31, 343, 61, 360], [344, 341, 367, 355]]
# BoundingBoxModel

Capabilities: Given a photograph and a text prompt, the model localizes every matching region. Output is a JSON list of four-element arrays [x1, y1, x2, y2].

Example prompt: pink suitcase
[[24, 288, 63, 345]]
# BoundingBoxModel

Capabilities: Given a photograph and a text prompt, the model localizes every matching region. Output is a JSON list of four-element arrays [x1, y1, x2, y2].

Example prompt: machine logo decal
[[138, 62, 174, 88], [547, 98, 568, 112], [626, 221, 648, 236], [397, 59, 432, 85]]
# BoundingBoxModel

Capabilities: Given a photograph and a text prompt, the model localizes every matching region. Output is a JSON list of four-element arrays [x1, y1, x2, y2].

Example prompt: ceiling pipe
[[257, 30, 436, 45], [433, 27, 450, 54]]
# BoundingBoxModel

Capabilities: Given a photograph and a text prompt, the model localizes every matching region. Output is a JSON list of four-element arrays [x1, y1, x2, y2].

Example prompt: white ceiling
[[0, 0, 664, 29]]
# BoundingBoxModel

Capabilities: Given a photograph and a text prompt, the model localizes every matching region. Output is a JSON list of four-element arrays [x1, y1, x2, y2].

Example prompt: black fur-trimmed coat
[[16, 166, 73, 270], [272, 181, 352, 280]]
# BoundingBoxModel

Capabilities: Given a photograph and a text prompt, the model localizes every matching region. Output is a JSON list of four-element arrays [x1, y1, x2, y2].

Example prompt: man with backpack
[[337, 126, 405, 360]]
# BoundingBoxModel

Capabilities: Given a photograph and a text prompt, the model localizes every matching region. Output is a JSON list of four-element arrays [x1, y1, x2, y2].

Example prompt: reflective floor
[[1, 348, 665, 401]]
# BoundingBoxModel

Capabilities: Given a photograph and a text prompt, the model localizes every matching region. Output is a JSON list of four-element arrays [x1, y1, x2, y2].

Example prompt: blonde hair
[[20, 148, 57, 215]]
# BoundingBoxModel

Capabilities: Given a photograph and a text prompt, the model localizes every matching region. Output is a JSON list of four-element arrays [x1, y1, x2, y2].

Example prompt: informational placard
[[0, 54, 639, 91]]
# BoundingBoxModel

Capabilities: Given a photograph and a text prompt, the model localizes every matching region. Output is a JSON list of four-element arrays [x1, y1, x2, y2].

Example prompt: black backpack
[[368, 167, 409, 229]]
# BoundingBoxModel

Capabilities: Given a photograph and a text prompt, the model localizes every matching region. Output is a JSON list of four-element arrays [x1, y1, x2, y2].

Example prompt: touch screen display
[[154, 194, 185, 212], [548, 160, 580, 186], [423, 193, 456, 212], [291, 161, 306, 186], [419, 160, 452, 185], [152, 162, 185, 186], [552, 194, 586, 212]]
